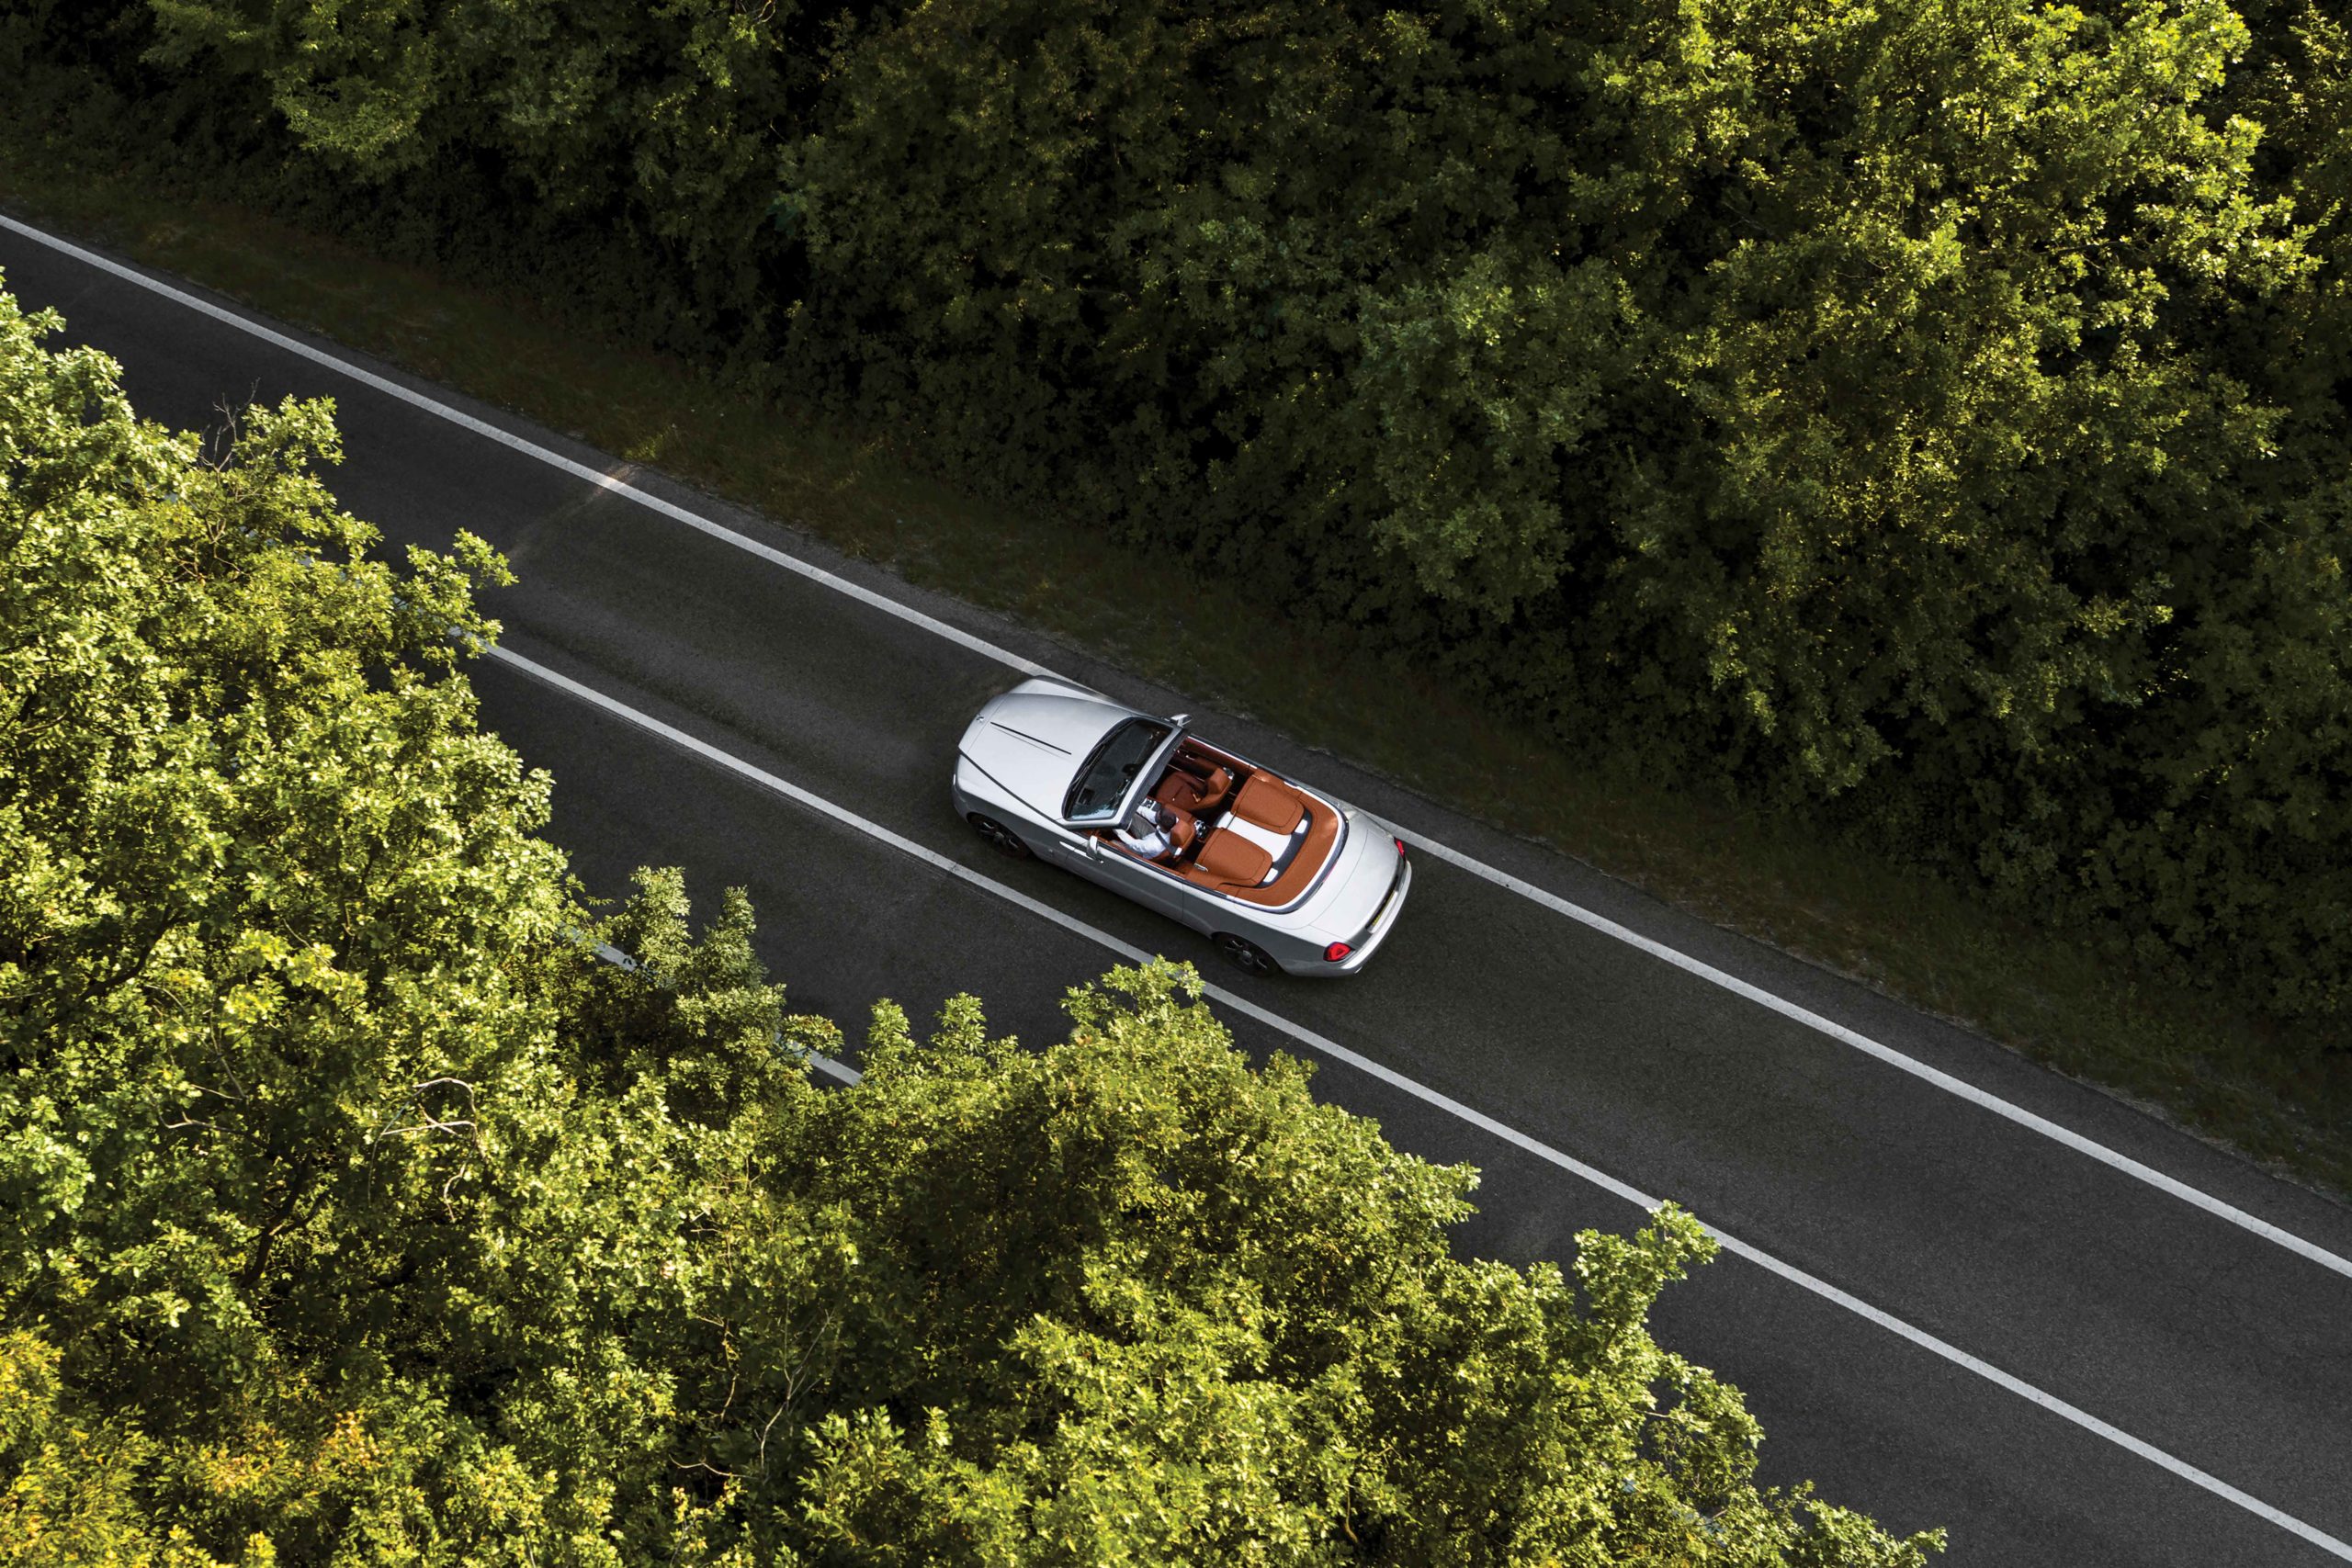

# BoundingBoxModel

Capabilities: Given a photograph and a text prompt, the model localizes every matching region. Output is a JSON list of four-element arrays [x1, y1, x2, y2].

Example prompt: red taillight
[[1395, 837, 1407, 855], [1324, 941, 1352, 963]]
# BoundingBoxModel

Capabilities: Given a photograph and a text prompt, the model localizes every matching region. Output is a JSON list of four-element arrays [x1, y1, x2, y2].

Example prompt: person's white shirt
[[1116, 801, 1173, 860]]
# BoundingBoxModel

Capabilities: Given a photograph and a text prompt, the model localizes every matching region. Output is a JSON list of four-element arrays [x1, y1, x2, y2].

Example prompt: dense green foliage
[[6, 0, 2346, 1030], [0, 287, 1934, 1563]]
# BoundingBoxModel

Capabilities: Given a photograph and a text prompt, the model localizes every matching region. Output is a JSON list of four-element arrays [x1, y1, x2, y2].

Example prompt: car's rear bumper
[[1287, 854, 1412, 976]]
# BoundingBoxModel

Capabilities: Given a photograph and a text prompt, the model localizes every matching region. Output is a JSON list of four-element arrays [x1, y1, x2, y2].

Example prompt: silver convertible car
[[951, 678, 1411, 976]]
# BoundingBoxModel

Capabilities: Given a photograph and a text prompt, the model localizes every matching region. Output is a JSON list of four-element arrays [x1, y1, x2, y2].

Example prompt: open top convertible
[[952, 678, 1411, 976]]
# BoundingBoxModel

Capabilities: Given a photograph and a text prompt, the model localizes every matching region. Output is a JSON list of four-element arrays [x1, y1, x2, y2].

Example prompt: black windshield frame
[[1063, 718, 1172, 822]]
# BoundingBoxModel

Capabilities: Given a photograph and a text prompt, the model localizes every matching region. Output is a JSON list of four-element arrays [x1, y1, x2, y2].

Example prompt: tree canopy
[[0, 283, 1936, 1563], [21, 0, 2342, 1027]]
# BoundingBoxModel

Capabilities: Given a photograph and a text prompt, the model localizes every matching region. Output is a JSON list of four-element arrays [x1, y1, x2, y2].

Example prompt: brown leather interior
[[1191, 829, 1272, 888], [1225, 794, 1340, 906], [1229, 771, 1306, 834], [1163, 806, 1199, 857], [1176, 781, 1340, 906], [1125, 745, 1342, 906], [1156, 757, 1233, 817]]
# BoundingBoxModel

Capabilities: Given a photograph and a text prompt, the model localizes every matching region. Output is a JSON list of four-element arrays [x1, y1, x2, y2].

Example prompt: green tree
[[137, 0, 832, 340], [1, 282, 1934, 1562], [0, 280, 814, 1562], [766, 963, 1940, 1566]]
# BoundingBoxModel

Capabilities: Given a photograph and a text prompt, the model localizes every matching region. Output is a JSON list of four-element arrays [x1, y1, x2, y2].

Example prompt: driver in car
[[1116, 798, 1175, 861]]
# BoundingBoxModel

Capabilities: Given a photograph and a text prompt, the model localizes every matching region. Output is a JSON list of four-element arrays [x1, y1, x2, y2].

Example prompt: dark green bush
[[18, 0, 2349, 1032]]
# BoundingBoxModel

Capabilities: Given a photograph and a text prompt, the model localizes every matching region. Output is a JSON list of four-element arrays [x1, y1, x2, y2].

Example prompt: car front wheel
[[967, 812, 1033, 860], [1212, 933, 1278, 977]]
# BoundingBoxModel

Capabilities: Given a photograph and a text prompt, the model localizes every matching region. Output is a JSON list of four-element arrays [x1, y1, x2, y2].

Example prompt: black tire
[[967, 812, 1033, 860], [1212, 933, 1279, 977]]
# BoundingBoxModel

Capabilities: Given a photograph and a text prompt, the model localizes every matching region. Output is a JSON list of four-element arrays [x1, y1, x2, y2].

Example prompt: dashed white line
[[482, 641, 2350, 1562]]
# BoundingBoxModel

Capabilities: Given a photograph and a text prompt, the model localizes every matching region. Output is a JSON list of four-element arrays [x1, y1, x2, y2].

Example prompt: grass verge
[[4, 119, 2346, 1202]]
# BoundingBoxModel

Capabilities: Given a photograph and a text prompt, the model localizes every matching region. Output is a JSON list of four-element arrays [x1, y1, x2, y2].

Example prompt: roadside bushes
[[4, 0, 842, 355], [783, 0, 2352, 1025], [12, 0, 2350, 1030]]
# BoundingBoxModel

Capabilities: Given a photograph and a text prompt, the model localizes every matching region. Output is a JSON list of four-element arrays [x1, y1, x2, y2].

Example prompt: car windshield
[[1064, 717, 1171, 821]]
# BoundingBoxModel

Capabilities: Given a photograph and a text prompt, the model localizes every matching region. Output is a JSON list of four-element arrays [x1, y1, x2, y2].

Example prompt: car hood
[[958, 682, 1135, 818]]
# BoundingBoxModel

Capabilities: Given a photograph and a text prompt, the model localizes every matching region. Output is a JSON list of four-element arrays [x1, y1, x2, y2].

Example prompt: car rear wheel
[[967, 813, 1032, 860], [1212, 933, 1278, 977]]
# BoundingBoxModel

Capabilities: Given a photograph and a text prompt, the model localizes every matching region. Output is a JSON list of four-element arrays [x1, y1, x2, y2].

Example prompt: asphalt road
[[6, 220, 2350, 1566]]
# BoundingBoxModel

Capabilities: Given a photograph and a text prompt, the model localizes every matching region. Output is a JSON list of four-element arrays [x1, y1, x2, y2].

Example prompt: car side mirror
[[1169, 713, 1190, 726], [1086, 837, 1103, 858]]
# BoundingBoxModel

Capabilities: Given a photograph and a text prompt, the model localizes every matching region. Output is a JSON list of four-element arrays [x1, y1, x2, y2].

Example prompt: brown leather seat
[[1163, 805, 1200, 858], [1230, 772, 1306, 834], [1158, 760, 1233, 818], [1191, 829, 1272, 890]]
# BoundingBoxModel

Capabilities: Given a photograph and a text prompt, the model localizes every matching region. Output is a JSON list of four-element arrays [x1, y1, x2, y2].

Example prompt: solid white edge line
[[1396, 829, 2352, 1284], [0, 214, 1062, 688], [7, 209, 2345, 1287], [481, 641, 2348, 1562]]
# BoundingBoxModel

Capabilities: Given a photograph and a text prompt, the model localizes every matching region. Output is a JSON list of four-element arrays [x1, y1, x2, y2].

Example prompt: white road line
[[0, 215, 1059, 686], [7, 211, 2345, 1287], [482, 642, 2348, 1562], [1395, 831, 2352, 1282]]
